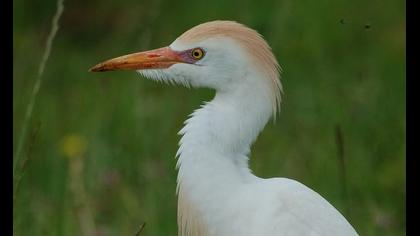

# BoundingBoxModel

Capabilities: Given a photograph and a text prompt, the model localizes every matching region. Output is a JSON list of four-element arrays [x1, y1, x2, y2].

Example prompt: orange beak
[[89, 47, 184, 72]]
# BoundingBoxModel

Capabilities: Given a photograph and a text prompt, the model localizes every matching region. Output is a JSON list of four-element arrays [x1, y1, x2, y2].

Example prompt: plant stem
[[13, 0, 65, 176]]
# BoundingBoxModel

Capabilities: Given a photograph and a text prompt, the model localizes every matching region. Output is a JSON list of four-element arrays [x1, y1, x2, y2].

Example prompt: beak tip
[[89, 64, 104, 72]]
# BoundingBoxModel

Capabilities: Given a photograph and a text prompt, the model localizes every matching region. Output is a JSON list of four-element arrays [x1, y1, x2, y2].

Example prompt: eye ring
[[191, 48, 205, 60]]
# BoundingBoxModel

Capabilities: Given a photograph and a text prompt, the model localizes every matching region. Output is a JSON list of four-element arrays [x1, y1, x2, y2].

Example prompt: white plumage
[[91, 20, 358, 236]]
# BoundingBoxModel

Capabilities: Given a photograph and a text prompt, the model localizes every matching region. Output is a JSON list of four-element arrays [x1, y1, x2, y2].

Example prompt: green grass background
[[13, 0, 405, 235]]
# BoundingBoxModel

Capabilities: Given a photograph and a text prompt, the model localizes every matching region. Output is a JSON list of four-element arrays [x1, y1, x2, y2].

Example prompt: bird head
[[90, 20, 282, 115]]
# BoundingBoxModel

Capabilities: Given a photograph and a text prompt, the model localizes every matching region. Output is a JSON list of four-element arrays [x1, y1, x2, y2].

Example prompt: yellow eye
[[191, 48, 205, 60]]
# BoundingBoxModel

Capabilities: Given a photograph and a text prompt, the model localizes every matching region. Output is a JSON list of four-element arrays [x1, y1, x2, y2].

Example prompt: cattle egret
[[90, 20, 359, 236]]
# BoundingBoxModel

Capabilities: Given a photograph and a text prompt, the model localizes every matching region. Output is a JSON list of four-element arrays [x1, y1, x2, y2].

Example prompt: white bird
[[90, 20, 359, 236]]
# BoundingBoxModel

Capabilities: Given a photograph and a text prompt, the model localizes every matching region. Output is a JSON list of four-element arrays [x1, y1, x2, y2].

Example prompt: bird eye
[[191, 48, 205, 60]]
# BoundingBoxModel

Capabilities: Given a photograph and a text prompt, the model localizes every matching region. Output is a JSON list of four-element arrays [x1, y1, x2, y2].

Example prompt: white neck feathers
[[175, 75, 274, 236]]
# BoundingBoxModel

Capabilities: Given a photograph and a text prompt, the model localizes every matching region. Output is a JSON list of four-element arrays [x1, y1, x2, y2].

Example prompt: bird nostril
[[147, 54, 160, 58]]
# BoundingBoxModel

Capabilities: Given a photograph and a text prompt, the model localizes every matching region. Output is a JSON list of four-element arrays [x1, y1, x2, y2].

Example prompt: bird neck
[[176, 79, 273, 176], [175, 78, 273, 235]]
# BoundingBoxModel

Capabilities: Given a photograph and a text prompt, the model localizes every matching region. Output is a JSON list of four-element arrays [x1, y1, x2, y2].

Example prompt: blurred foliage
[[13, 0, 405, 235]]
